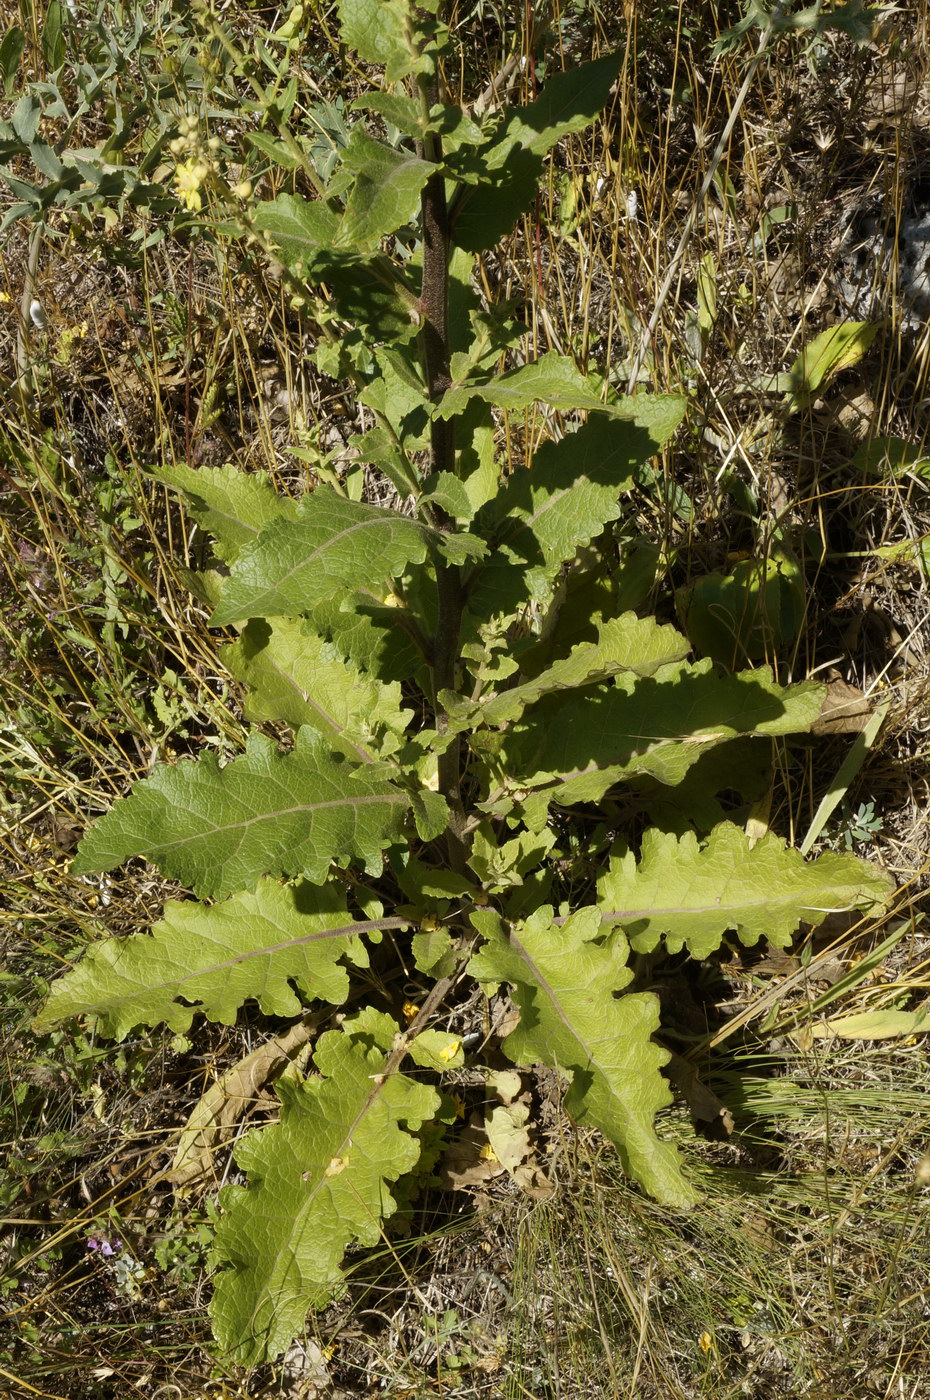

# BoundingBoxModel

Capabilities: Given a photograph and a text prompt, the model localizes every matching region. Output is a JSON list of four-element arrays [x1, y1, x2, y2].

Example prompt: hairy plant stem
[[418, 94, 468, 873]]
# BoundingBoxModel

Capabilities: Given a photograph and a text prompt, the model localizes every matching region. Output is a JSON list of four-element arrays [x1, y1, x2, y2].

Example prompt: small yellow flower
[[438, 1039, 460, 1063], [174, 158, 209, 212], [699, 1330, 715, 1355], [402, 1000, 420, 1022]]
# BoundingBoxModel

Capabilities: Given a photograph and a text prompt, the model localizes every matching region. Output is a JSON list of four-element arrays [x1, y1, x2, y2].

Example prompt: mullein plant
[[36, 0, 892, 1368]]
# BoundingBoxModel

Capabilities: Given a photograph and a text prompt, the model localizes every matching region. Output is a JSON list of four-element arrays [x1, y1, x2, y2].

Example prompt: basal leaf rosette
[[597, 823, 894, 958], [468, 906, 697, 1208]]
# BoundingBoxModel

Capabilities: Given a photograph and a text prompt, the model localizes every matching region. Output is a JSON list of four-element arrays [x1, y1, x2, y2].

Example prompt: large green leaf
[[71, 728, 410, 898], [437, 350, 634, 420], [450, 145, 543, 253], [34, 879, 383, 1038], [486, 52, 622, 163], [468, 406, 684, 620], [212, 487, 432, 625], [498, 663, 825, 811], [598, 824, 893, 958], [310, 594, 426, 686], [252, 193, 339, 265], [224, 617, 411, 762], [154, 463, 299, 562], [451, 54, 621, 252], [468, 907, 696, 1207], [211, 1008, 439, 1364], [448, 361, 681, 442], [253, 194, 420, 338], [338, 129, 435, 248], [335, 0, 431, 82], [447, 614, 689, 728]]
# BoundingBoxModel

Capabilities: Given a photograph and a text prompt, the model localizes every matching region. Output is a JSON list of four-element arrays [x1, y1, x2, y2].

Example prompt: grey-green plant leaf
[[469, 407, 685, 619], [488, 51, 622, 164], [224, 617, 411, 762], [435, 529, 487, 565], [41, 0, 64, 71], [406, 1028, 464, 1070], [351, 91, 425, 136], [451, 54, 621, 252], [252, 192, 340, 265], [411, 924, 456, 976], [211, 1007, 439, 1364], [359, 345, 430, 444], [409, 787, 450, 841], [12, 93, 41, 144], [467, 824, 555, 891], [468, 906, 696, 1207], [468, 614, 690, 727], [154, 463, 299, 562], [71, 728, 410, 898], [351, 94, 483, 145], [441, 355, 684, 427], [335, 0, 429, 83], [420, 470, 474, 520], [310, 594, 425, 685], [0, 26, 25, 97], [437, 350, 611, 419], [500, 662, 825, 809], [338, 129, 435, 248], [34, 879, 383, 1038], [353, 426, 421, 498], [253, 194, 420, 338], [598, 824, 893, 958], [245, 130, 304, 170], [212, 487, 432, 625]]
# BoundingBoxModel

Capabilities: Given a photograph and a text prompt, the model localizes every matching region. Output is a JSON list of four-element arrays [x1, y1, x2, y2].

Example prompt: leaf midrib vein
[[238, 507, 420, 611], [148, 791, 407, 855]]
